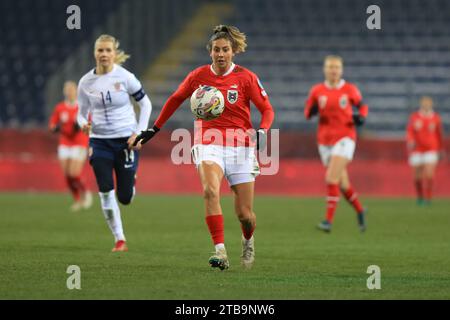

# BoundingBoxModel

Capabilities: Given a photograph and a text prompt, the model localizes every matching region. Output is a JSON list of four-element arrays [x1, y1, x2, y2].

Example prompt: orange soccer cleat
[[112, 240, 128, 252]]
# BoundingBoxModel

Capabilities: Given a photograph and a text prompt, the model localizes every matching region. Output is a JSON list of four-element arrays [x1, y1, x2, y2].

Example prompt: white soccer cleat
[[82, 191, 93, 209], [70, 201, 83, 212], [209, 248, 229, 270], [241, 236, 255, 269]]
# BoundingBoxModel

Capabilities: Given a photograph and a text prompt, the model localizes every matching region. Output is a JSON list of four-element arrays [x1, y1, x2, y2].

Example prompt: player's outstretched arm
[[406, 115, 416, 153], [49, 123, 60, 133], [304, 87, 319, 120], [132, 125, 160, 149]]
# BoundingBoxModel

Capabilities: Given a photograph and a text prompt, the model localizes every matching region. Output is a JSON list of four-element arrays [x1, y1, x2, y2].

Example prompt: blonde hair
[[207, 25, 247, 54], [324, 55, 344, 66], [94, 34, 130, 65]]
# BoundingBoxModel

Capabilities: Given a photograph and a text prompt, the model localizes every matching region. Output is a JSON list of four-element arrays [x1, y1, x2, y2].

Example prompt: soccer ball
[[190, 86, 225, 120]]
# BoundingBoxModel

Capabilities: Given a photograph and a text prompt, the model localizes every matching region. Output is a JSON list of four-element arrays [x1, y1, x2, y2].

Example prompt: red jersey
[[304, 80, 368, 145], [154, 64, 274, 146], [49, 101, 89, 147], [406, 111, 443, 152]]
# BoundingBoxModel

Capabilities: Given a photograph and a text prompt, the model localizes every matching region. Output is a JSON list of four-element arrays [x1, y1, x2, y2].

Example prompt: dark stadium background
[[0, 0, 449, 196], [1, 0, 450, 303]]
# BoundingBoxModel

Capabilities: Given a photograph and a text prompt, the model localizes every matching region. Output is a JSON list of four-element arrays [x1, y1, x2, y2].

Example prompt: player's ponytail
[[207, 25, 247, 54], [94, 34, 130, 65]]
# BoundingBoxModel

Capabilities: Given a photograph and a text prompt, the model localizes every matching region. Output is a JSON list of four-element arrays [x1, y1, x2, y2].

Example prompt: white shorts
[[409, 151, 439, 166], [318, 137, 356, 166], [191, 144, 260, 186], [58, 145, 88, 161]]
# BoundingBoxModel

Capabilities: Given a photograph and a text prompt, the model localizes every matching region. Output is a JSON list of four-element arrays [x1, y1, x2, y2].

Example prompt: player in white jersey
[[77, 34, 152, 252]]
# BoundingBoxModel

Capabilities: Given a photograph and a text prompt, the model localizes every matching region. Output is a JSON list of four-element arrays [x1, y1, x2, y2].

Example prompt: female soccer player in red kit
[[305, 55, 368, 233], [49, 81, 92, 211], [133, 25, 274, 270], [406, 96, 444, 205]]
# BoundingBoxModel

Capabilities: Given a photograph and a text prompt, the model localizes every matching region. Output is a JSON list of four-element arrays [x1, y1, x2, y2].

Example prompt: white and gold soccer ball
[[190, 86, 225, 120]]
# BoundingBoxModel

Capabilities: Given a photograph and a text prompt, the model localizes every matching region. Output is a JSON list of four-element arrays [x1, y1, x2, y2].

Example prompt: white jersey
[[77, 64, 151, 139]]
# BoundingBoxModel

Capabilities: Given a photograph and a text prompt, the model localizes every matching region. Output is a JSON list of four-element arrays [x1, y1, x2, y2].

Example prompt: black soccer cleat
[[317, 220, 332, 233], [357, 209, 367, 232]]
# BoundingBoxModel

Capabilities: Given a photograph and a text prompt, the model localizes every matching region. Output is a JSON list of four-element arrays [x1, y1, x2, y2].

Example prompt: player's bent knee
[[325, 175, 340, 185], [117, 192, 133, 205], [236, 206, 253, 221], [203, 185, 220, 202]]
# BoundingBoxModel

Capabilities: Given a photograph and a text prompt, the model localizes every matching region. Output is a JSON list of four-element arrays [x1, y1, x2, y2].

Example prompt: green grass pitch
[[0, 193, 449, 299]]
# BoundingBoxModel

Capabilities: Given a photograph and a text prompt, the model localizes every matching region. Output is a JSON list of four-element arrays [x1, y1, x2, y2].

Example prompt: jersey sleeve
[[350, 84, 368, 118], [436, 115, 444, 150], [247, 73, 274, 130], [48, 104, 60, 129], [154, 71, 195, 129], [77, 79, 91, 127], [304, 86, 318, 119], [127, 72, 146, 102], [406, 114, 415, 146]]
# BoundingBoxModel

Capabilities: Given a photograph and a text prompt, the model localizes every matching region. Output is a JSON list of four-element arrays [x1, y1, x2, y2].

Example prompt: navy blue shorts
[[89, 138, 139, 205]]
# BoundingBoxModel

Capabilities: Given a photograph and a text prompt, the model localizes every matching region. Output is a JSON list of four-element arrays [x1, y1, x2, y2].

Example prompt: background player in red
[[133, 25, 275, 270], [49, 81, 92, 211], [406, 96, 444, 205], [305, 55, 368, 233]]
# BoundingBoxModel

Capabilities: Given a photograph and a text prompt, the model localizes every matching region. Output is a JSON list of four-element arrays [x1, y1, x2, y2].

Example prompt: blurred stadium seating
[[0, 0, 123, 127], [147, 0, 450, 135], [0, 0, 448, 134], [0, 0, 204, 128], [0, 0, 449, 195]]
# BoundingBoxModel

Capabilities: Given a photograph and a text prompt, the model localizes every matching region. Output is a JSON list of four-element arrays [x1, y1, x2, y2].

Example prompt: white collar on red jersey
[[210, 63, 236, 76], [64, 100, 77, 108], [419, 110, 435, 118], [324, 79, 346, 89]]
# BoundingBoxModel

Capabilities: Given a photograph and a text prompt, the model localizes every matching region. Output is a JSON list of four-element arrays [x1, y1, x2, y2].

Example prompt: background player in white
[[77, 34, 152, 252]]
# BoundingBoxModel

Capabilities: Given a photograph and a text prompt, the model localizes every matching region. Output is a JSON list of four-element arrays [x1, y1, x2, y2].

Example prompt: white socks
[[99, 190, 125, 242], [215, 243, 225, 252]]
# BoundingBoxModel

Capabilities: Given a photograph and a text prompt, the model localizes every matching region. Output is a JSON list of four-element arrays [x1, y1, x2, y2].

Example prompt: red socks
[[423, 178, 433, 201], [342, 186, 364, 213], [326, 184, 340, 223], [326, 183, 365, 223], [205, 215, 224, 245], [206, 214, 255, 244], [66, 176, 86, 201], [415, 178, 434, 201], [415, 179, 424, 200]]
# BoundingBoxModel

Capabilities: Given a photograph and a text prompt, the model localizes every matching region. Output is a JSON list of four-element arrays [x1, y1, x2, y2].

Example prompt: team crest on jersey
[[60, 111, 69, 123], [318, 96, 328, 109], [429, 123, 436, 131], [339, 95, 348, 109], [114, 82, 122, 91], [227, 90, 238, 104], [414, 120, 423, 130]]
